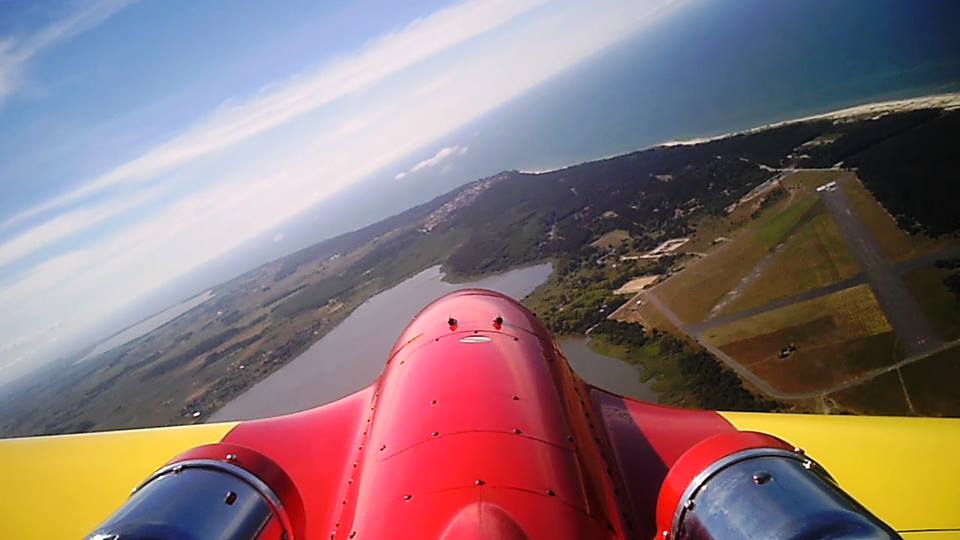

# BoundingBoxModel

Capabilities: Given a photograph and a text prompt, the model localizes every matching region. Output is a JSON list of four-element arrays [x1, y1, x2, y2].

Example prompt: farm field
[[706, 284, 892, 350], [828, 370, 911, 416], [703, 285, 902, 393], [902, 264, 960, 341], [899, 344, 960, 416], [641, 156, 960, 412]]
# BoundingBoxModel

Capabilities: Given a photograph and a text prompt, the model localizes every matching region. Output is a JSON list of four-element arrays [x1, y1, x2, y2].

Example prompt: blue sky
[[0, 0, 682, 380]]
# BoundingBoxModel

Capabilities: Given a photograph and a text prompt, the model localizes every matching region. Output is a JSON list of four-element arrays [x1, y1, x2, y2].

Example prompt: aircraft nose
[[389, 288, 544, 359], [440, 503, 529, 540]]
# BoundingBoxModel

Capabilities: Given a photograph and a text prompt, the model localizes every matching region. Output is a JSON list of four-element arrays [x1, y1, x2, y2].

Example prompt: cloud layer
[[0, 0, 675, 381], [0, 0, 135, 106]]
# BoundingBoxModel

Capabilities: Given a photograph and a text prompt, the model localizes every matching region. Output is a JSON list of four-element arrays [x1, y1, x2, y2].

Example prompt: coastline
[[659, 91, 960, 147], [520, 91, 960, 177]]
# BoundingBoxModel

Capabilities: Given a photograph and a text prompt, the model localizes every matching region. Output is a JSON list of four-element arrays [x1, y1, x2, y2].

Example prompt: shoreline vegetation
[[3, 93, 959, 437]]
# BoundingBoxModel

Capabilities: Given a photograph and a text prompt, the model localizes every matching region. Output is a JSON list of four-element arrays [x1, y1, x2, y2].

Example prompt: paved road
[[894, 244, 960, 273], [688, 273, 868, 335], [818, 178, 941, 356]]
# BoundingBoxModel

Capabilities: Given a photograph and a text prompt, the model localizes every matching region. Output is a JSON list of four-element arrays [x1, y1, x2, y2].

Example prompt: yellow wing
[[2, 413, 958, 538], [723, 412, 960, 538], [0, 422, 236, 538]]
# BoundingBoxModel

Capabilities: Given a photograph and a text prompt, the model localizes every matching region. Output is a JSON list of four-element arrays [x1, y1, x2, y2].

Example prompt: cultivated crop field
[[703, 284, 903, 393], [903, 264, 960, 341], [708, 285, 891, 351]]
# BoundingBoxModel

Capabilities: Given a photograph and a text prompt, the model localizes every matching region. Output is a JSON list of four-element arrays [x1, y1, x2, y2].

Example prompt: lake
[[558, 336, 657, 403], [76, 290, 216, 364], [210, 264, 657, 421]]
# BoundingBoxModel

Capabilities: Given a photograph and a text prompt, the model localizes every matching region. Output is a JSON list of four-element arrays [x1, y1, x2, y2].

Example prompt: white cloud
[[0, 0, 678, 381], [0, 0, 135, 105], [414, 75, 452, 97], [0, 188, 159, 269], [411, 145, 466, 173], [0, 0, 549, 230], [394, 144, 468, 180], [272, 233, 284, 243]]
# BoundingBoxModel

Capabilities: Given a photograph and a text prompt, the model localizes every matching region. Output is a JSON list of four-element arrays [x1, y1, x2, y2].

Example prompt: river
[[210, 264, 656, 421]]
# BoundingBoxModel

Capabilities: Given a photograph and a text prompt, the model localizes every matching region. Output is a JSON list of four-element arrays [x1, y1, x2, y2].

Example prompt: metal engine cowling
[[654, 431, 900, 540], [86, 443, 304, 540]]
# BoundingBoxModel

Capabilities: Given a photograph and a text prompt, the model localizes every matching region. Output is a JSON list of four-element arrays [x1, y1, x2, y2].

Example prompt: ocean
[[129, 0, 960, 326]]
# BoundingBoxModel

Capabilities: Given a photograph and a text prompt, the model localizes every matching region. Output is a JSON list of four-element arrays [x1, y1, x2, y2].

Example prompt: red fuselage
[[184, 289, 746, 539]]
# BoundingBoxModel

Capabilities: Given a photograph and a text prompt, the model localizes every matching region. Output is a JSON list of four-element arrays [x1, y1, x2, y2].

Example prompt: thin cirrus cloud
[[0, 0, 136, 104], [0, 0, 549, 231], [0, 0, 546, 277], [0, 0, 678, 380], [0, 188, 159, 270]]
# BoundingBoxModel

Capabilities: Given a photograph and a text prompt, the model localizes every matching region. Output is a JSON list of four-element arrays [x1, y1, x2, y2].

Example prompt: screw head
[[752, 471, 772, 485], [684, 500, 695, 511], [225, 453, 237, 461], [475, 479, 485, 486], [403, 494, 412, 501]]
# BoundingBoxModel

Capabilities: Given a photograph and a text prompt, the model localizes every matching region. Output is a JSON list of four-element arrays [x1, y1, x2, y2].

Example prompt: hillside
[[3, 101, 960, 436]]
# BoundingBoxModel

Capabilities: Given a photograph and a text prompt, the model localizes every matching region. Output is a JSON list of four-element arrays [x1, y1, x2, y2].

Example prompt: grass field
[[705, 285, 900, 393], [780, 169, 848, 191], [900, 344, 960, 416], [707, 284, 891, 349], [902, 264, 960, 341], [654, 190, 817, 324], [720, 202, 860, 314], [828, 370, 911, 416], [842, 176, 954, 262], [591, 229, 632, 250], [748, 332, 900, 394]]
